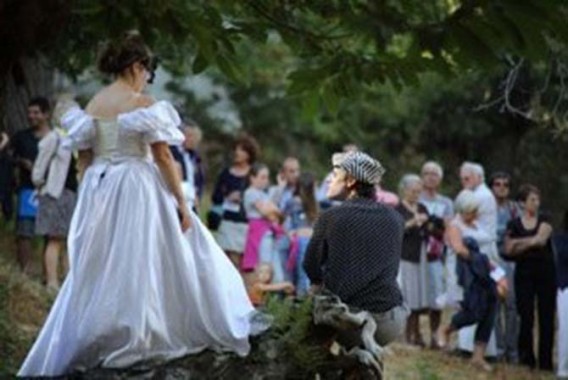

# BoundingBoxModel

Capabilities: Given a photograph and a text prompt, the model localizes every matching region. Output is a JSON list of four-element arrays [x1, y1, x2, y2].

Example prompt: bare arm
[[77, 149, 94, 182], [446, 224, 469, 259], [257, 281, 295, 294], [505, 222, 552, 256], [254, 199, 281, 218], [151, 142, 191, 231]]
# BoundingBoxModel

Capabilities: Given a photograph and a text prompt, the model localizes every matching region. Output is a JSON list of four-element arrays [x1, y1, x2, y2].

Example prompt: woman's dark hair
[[516, 183, 541, 203], [352, 181, 376, 199], [296, 172, 319, 224], [234, 134, 260, 165], [97, 31, 157, 81]]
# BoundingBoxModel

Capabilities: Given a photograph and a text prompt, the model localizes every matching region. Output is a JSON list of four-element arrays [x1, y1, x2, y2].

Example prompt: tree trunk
[[0, 55, 56, 134]]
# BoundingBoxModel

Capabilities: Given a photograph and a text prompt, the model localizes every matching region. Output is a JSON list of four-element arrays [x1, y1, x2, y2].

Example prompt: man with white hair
[[460, 162, 498, 259], [420, 161, 454, 349], [458, 162, 500, 357]]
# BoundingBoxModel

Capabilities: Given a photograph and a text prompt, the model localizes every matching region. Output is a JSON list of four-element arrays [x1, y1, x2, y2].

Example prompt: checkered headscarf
[[336, 151, 385, 185]]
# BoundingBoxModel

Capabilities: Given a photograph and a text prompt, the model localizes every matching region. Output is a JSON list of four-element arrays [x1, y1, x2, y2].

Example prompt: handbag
[[17, 189, 38, 218]]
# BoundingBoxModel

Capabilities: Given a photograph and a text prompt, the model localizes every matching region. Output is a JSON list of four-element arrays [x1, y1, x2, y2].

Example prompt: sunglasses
[[493, 181, 510, 188]]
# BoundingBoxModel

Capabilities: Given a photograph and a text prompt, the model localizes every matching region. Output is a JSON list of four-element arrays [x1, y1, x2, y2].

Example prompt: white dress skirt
[[18, 102, 264, 377]]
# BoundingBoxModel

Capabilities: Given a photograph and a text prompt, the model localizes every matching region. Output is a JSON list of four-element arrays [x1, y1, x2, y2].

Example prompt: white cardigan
[[32, 130, 72, 198]]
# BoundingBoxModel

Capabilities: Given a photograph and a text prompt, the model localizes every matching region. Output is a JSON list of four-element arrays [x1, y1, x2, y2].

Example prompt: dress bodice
[[93, 120, 149, 160], [61, 101, 184, 161]]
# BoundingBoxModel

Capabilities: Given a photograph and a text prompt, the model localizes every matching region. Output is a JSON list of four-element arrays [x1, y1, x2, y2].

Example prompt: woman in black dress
[[504, 184, 555, 371]]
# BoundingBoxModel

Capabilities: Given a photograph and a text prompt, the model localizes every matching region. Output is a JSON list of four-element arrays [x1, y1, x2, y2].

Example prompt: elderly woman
[[395, 174, 430, 346], [438, 190, 505, 371], [504, 184, 555, 371]]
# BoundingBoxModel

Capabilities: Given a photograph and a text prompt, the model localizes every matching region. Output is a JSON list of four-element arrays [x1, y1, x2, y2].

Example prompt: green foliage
[[6, 1, 564, 108], [414, 360, 442, 380], [0, 279, 18, 375], [263, 297, 328, 374]]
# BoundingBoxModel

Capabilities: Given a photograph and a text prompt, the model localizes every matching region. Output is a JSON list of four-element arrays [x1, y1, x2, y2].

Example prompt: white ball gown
[[18, 101, 265, 377]]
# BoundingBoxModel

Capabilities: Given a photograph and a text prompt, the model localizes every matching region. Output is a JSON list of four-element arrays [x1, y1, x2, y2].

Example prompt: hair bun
[[97, 31, 152, 75]]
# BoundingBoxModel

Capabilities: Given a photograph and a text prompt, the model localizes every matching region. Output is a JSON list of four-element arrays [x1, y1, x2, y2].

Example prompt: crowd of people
[[0, 38, 566, 378], [205, 138, 567, 375]]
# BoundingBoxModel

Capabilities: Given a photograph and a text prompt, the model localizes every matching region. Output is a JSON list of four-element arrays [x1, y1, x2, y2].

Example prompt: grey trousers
[[495, 261, 519, 361], [336, 305, 409, 348]]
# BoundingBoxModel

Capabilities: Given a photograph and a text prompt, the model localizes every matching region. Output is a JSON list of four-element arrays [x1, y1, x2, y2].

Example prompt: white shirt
[[472, 183, 499, 261], [180, 148, 196, 207]]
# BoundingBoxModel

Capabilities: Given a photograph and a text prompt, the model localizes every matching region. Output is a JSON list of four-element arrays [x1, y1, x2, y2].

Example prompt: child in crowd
[[242, 163, 286, 283], [283, 172, 319, 296], [248, 263, 295, 307]]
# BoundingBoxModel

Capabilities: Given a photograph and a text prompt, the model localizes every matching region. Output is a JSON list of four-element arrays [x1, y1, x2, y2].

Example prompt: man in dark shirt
[[10, 97, 51, 272], [304, 151, 407, 347]]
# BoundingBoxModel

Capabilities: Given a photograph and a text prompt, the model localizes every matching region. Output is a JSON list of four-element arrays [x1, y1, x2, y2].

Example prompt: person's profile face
[[460, 169, 476, 190], [183, 128, 200, 150], [27, 105, 48, 128], [327, 167, 348, 200]]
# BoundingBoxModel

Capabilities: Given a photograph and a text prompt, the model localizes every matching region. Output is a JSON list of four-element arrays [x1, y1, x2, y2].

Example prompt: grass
[[0, 219, 557, 379]]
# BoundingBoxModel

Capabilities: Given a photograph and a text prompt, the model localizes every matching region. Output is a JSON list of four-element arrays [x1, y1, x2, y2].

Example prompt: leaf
[[321, 80, 340, 114], [215, 54, 245, 84], [192, 51, 209, 74]]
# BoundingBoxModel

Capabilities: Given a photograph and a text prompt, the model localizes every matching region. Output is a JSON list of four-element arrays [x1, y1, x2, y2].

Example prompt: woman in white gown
[[19, 32, 264, 377]]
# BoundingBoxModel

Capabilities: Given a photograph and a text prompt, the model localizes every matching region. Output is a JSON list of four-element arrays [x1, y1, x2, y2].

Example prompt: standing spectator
[[395, 174, 430, 346], [212, 134, 259, 268], [270, 157, 300, 211], [489, 171, 520, 363], [282, 172, 319, 296], [504, 184, 555, 371], [32, 116, 78, 291], [303, 151, 407, 349], [458, 162, 501, 357], [552, 210, 568, 380], [0, 131, 14, 221], [170, 121, 205, 212], [241, 163, 285, 282], [439, 189, 503, 371], [420, 161, 454, 349], [10, 97, 51, 273]]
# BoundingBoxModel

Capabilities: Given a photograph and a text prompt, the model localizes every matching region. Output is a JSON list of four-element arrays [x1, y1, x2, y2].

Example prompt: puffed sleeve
[[60, 107, 95, 150], [118, 101, 184, 145]]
